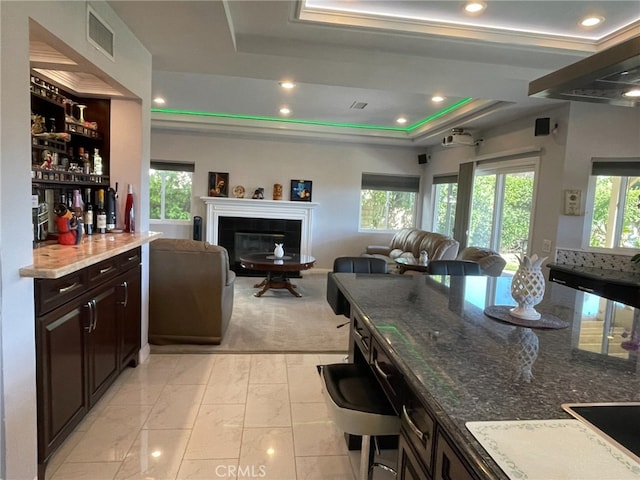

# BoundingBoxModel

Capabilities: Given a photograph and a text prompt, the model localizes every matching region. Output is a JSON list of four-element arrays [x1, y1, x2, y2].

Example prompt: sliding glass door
[[468, 161, 537, 273]]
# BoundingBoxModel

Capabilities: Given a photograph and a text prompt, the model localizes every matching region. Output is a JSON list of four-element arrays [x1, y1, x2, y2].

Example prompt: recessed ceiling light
[[279, 107, 291, 115], [153, 97, 165, 105], [623, 89, 640, 98], [431, 96, 445, 103], [580, 15, 604, 27], [464, 2, 486, 14], [279, 81, 296, 89], [396, 117, 407, 124]]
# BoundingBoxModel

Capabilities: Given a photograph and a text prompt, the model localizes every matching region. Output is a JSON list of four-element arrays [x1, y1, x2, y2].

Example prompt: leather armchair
[[149, 239, 236, 345], [457, 246, 506, 276]]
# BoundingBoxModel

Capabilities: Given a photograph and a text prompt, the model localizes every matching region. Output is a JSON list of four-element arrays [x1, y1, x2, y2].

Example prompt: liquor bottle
[[96, 189, 107, 234], [93, 148, 103, 176], [83, 188, 94, 235], [124, 184, 135, 233]]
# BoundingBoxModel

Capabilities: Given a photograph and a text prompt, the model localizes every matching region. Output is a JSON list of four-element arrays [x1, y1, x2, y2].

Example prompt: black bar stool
[[318, 362, 400, 480]]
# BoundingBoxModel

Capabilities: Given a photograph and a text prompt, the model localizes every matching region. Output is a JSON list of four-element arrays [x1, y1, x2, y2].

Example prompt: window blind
[[361, 173, 420, 192], [433, 174, 458, 184], [591, 160, 640, 177], [150, 161, 195, 173]]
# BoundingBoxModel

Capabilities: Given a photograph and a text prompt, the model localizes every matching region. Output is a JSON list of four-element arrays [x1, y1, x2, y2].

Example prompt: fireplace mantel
[[201, 197, 319, 255]]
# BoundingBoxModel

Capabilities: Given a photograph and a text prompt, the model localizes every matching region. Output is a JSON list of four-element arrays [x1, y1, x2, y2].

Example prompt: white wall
[[559, 102, 640, 248], [151, 130, 422, 268], [0, 2, 150, 478]]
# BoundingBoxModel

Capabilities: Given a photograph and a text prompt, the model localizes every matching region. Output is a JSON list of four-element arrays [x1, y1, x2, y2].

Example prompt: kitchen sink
[[562, 403, 640, 460]]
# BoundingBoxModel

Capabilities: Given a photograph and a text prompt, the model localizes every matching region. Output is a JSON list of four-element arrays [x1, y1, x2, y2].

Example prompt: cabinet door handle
[[120, 281, 129, 307], [99, 266, 113, 274], [59, 282, 79, 294], [84, 300, 94, 332], [127, 255, 138, 262], [353, 328, 369, 349], [553, 278, 567, 285], [373, 357, 389, 380], [91, 299, 98, 332], [402, 405, 427, 442], [441, 453, 453, 480]]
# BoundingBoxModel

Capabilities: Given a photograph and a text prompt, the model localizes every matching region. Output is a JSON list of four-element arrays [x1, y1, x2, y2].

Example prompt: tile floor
[[45, 353, 397, 480]]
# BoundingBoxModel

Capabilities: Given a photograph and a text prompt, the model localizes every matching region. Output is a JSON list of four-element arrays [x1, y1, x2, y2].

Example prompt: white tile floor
[[45, 353, 397, 480]]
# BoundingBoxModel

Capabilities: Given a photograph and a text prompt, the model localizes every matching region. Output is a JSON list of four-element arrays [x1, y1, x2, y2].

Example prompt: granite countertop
[[333, 273, 640, 478], [20, 231, 162, 279], [547, 263, 640, 286]]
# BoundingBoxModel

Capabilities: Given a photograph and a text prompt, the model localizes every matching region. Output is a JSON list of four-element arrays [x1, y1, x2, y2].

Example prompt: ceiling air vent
[[87, 6, 114, 60], [350, 101, 368, 110]]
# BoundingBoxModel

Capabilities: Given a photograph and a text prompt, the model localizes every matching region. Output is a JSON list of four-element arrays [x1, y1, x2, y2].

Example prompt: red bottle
[[124, 184, 135, 233]]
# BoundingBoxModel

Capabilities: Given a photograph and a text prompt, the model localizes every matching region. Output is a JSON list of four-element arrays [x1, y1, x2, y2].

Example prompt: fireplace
[[201, 196, 318, 274], [218, 216, 302, 274]]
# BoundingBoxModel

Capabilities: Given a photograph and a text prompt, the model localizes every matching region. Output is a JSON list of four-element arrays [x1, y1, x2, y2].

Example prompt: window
[[468, 160, 537, 272], [360, 173, 419, 231], [149, 161, 194, 221], [588, 161, 640, 250], [431, 174, 458, 237]]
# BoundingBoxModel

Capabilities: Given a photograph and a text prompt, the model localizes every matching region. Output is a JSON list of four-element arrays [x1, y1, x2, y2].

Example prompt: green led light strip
[[151, 97, 473, 133]]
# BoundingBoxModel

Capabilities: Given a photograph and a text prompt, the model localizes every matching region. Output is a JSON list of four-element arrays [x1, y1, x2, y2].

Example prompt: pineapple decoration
[[510, 254, 547, 320]]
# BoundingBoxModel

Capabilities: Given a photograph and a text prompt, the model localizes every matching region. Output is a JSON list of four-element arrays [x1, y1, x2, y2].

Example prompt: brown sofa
[[364, 228, 459, 265], [149, 239, 236, 345]]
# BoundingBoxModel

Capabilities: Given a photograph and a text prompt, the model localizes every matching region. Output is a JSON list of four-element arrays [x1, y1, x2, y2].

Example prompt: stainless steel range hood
[[529, 36, 640, 107]]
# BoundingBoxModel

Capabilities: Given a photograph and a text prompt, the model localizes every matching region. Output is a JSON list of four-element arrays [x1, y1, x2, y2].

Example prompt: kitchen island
[[332, 272, 640, 479]]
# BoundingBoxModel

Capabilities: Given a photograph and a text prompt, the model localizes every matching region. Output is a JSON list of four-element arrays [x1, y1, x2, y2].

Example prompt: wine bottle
[[96, 189, 107, 234], [124, 184, 135, 233], [83, 188, 94, 235]]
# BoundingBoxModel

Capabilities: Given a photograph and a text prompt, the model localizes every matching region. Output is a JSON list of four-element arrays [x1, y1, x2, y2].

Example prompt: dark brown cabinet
[[35, 248, 141, 479], [399, 431, 429, 480]]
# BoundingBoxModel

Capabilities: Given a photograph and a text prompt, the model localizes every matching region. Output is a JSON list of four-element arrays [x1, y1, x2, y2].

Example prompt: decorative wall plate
[[233, 185, 245, 198]]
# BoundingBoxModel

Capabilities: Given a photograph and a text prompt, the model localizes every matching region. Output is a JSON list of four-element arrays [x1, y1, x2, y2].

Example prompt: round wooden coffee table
[[239, 253, 316, 297]]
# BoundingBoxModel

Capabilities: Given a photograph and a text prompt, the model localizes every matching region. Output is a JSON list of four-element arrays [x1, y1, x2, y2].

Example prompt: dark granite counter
[[333, 272, 640, 478]]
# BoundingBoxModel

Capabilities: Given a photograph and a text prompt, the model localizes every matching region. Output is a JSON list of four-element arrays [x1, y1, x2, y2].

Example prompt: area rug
[[150, 270, 350, 354]]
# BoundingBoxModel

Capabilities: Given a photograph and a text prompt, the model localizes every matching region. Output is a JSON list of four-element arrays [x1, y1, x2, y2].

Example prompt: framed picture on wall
[[290, 179, 312, 202], [208, 172, 229, 197]]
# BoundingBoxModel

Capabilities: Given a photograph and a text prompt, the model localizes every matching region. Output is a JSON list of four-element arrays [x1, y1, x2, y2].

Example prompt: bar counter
[[333, 272, 640, 478], [20, 231, 162, 279]]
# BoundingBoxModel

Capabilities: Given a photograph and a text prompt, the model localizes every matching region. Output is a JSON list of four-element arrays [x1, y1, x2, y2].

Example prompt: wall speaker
[[534, 117, 551, 136], [418, 153, 430, 164]]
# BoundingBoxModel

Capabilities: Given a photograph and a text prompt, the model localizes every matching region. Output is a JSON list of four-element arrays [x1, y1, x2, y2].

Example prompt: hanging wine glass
[[76, 104, 87, 124]]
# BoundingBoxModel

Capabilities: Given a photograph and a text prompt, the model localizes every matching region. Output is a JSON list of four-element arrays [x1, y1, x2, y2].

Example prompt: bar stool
[[318, 362, 400, 480]]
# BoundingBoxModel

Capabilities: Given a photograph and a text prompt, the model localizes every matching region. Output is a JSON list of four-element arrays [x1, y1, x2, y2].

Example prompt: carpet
[[149, 270, 350, 354]]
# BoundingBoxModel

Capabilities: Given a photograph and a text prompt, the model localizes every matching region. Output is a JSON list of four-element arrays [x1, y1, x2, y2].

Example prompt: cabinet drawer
[[117, 247, 141, 273], [401, 396, 436, 474], [371, 338, 405, 413], [398, 431, 430, 480], [86, 258, 119, 288], [35, 271, 86, 316], [352, 313, 372, 359], [434, 431, 476, 480]]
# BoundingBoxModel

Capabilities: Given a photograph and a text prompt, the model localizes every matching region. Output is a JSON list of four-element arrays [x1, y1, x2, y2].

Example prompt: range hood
[[529, 36, 640, 107]]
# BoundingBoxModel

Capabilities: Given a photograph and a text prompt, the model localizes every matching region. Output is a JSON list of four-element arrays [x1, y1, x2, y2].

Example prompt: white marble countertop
[[20, 231, 162, 279]]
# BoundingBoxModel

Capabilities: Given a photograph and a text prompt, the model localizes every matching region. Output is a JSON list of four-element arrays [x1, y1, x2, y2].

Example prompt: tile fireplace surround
[[201, 197, 319, 256]]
